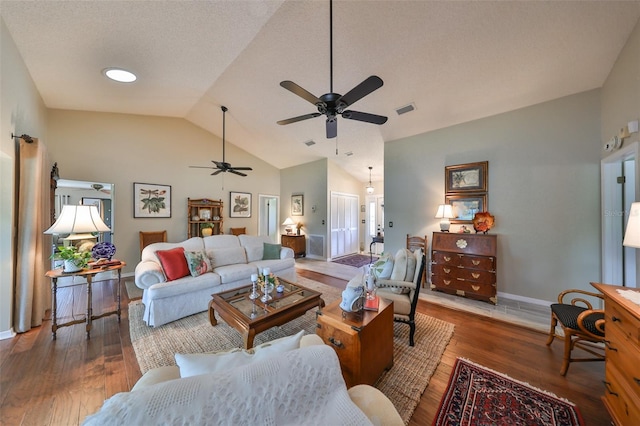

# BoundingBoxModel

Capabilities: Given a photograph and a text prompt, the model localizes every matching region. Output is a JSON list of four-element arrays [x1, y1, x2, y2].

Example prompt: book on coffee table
[[364, 295, 379, 311]]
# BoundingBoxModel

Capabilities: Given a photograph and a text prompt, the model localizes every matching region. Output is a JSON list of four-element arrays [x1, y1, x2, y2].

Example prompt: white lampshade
[[282, 217, 296, 235], [45, 205, 110, 239], [623, 202, 640, 248], [435, 204, 454, 232]]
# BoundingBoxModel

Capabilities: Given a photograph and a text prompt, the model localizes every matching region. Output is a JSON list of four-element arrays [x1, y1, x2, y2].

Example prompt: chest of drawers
[[592, 282, 640, 425], [431, 232, 497, 304], [281, 234, 306, 258]]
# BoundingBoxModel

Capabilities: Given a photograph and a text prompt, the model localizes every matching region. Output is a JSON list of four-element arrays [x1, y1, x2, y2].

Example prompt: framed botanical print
[[446, 193, 487, 223], [291, 194, 303, 216], [133, 182, 171, 218], [445, 161, 488, 194], [230, 191, 251, 218]]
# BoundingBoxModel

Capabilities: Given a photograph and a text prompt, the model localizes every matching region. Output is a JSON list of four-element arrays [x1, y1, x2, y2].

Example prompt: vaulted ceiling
[[2, 1, 639, 182]]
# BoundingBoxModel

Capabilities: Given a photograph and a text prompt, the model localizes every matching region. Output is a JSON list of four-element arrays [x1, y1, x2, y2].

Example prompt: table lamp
[[623, 202, 640, 248], [282, 217, 296, 235], [435, 204, 454, 232], [45, 204, 111, 242]]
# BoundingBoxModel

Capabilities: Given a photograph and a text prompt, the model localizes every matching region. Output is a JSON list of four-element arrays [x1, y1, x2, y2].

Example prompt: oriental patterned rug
[[129, 276, 454, 424], [433, 358, 585, 426], [331, 253, 377, 268]]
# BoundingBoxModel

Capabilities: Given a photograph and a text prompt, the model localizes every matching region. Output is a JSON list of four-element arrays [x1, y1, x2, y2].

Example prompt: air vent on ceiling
[[345, 151, 353, 156], [395, 103, 416, 115], [304, 140, 316, 146]]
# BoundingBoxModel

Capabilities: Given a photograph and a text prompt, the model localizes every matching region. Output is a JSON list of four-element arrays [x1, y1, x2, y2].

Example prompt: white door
[[258, 194, 279, 243], [330, 192, 359, 259]]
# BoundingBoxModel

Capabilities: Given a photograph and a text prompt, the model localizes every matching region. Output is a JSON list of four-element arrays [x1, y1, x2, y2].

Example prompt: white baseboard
[[0, 328, 16, 340], [496, 291, 553, 307]]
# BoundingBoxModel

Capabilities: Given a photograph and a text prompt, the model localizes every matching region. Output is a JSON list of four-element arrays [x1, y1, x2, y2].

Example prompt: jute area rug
[[129, 276, 455, 424], [433, 358, 585, 426]]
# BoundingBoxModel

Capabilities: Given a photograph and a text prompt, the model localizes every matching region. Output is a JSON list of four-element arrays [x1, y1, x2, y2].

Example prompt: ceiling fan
[[190, 106, 253, 177], [277, 0, 387, 139], [91, 184, 111, 195]]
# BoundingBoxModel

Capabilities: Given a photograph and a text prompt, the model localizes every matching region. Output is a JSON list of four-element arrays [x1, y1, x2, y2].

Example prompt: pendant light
[[366, 166, 374, 194]]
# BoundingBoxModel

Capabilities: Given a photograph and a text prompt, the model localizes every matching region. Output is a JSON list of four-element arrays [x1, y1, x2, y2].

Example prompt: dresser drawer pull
[[471, 285, 480, 291], [444, 256, 451, 262], [472, 260, 480, 266], [604, 340, 618, 352], [456, 278, 465, 281], [443, 268, 451, 274], [612, 316, 621, 323], [328, 337, 344, 348], [472, 273, 480, 279], [603, 381, 619, 397], [443, 280, 451, 285]]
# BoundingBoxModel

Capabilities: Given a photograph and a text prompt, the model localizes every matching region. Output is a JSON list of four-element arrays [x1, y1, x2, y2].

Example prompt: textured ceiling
[[2, 1, 639, 183]]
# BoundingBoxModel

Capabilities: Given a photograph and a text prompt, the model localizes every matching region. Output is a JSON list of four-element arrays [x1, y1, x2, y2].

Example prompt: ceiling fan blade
[[280, 81, 323, 106], [326, 119, 337, 139], [337, 76, 384, 108], [277, 112, 322, 125], [228, 169, 247, 177], [342, 110, 388, 125], [190, 165, 216, 169], [211, 169, 224, 176], [230, 166, 253, 171]]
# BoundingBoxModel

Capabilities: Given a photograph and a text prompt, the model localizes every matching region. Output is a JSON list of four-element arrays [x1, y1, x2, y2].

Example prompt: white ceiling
[[2, 1, 639, 183]]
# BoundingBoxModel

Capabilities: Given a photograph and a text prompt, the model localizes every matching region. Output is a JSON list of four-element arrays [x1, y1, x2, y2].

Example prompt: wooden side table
[[316, 298, 394, 388], [281, 234, 306, 258], [45, 261, 125, 339]]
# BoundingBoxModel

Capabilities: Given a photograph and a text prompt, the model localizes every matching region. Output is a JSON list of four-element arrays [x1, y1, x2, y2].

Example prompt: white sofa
[[83, 334, 404, 426], [134, 234, 296, 327]]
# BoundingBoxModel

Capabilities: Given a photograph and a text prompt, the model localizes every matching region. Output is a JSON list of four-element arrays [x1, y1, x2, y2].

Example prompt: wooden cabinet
[[431, 231, 497, 304], [188, 198, 223, 238], [591, 282, 640, 426], [281, 234, 306, 258], [316, 299, 394, 388]]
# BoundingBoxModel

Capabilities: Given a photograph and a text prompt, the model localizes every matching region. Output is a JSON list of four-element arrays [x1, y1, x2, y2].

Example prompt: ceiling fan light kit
[[189, 106, 252, 177], [277, 0, 387, 139]]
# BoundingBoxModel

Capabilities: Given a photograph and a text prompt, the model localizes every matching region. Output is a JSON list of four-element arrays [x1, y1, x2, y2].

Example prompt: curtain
[[13, 137, 51, 333]]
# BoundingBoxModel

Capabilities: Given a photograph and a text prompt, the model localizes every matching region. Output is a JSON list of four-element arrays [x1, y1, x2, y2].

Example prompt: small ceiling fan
[[277, 0, 387, 139], [91, 184, 111, 195], [190, 106, 253, 177]]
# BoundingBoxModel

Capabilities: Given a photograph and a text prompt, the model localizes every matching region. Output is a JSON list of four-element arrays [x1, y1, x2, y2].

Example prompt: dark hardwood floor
[[0, 271, 610, 425]]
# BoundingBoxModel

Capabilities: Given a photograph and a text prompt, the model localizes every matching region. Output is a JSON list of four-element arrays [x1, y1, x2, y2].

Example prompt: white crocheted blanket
[[83, 345, 373, 426]]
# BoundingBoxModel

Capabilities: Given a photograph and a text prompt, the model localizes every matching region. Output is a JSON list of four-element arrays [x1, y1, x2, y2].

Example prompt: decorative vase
[[63, 259, 82, 273], [201, 228, 213, 237]]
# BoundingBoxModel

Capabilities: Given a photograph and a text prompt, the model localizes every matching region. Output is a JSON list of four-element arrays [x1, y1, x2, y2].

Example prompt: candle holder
[[249, 274, 260, 300], [260, 283, 274, 303]]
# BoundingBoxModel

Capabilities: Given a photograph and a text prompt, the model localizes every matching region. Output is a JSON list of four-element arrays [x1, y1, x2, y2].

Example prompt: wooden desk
[[45, 261, 125, 339], [316, 298, 394, 388], [591, 282, 640, 425]]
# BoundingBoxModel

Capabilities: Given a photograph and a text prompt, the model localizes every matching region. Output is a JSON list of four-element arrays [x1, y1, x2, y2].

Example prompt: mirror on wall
[[55, 179, 115, 244]]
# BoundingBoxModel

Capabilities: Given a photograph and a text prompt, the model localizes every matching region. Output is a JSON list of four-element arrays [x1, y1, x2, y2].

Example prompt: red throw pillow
[[156, 247, 190, 281]]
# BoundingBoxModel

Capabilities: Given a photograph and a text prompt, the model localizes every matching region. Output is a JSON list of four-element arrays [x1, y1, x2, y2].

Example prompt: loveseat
[[83, 333, 403, 426], [134, 234, 296, 327]]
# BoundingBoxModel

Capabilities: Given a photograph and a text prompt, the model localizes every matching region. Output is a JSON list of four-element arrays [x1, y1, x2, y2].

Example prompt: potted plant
[[200, 222, 214, 237], [54, 245, 92, 272]]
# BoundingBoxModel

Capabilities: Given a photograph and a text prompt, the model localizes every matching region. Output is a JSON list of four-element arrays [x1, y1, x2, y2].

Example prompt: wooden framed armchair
[[546, 288, 605, 375], [230, 227, 246, 236], [406, 234, 427, 287], [139, 230, 167, 252]]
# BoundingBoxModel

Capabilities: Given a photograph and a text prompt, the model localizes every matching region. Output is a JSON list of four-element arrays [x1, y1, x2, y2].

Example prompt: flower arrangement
[[258, 271, 279, 290], [295, 222, 303, 235], [53, 245, 92, 270]]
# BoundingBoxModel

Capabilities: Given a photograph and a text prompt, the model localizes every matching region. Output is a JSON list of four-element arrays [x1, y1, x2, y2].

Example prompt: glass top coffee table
[[208, 278, 324, 349]]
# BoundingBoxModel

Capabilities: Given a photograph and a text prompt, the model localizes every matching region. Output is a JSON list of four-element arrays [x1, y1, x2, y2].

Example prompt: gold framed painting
[[445, 161, 488, 194]]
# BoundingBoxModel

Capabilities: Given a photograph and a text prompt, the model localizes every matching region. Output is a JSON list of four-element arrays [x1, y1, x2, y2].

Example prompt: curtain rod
[[12, 133, 34, 143]]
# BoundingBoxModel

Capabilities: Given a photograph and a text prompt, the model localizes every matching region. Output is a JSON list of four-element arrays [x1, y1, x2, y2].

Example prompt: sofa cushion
[[244, 244, 263, 262], [263, 243, 282, 260], [214, 263, 256, 284], [250, 258, 295, 274], [184, 250, 212, 277], [156, 247, 190, 281], [203, 234, 241, 249], [142, 237, 204, 263], [372, 253, 394, 279], [208, 246, 247, 268], [146, 272, 220, 299], [175, 330, 305, 378]]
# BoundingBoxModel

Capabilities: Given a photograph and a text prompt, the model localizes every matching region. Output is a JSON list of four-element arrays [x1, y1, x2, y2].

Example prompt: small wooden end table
[[45, 261, 125, 340], [316, 298, 394, 388], [208, 278, 324, 349]]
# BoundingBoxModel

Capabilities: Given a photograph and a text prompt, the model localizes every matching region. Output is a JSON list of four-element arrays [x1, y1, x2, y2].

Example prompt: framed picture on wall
[[133, 182, 171, 218], [230, 191, 251, 218], [291, 194, 304, 216], [445, 161, 488, 194], [446, 193, 487, 223]]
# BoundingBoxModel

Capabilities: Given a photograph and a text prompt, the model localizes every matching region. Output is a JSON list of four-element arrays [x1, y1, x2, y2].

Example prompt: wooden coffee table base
[[208, 281, 324, 349]]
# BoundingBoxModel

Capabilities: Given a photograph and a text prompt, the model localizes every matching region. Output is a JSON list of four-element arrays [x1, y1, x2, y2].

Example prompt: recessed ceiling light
[[103, 68, 137, 83]]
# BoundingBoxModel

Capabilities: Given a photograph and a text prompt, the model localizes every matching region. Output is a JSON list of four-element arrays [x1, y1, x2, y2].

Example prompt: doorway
[[329, 192, 359, 259], [258, 194, 279, 243], [365, 195, 384, 255], [601, 141, 638, 287]]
